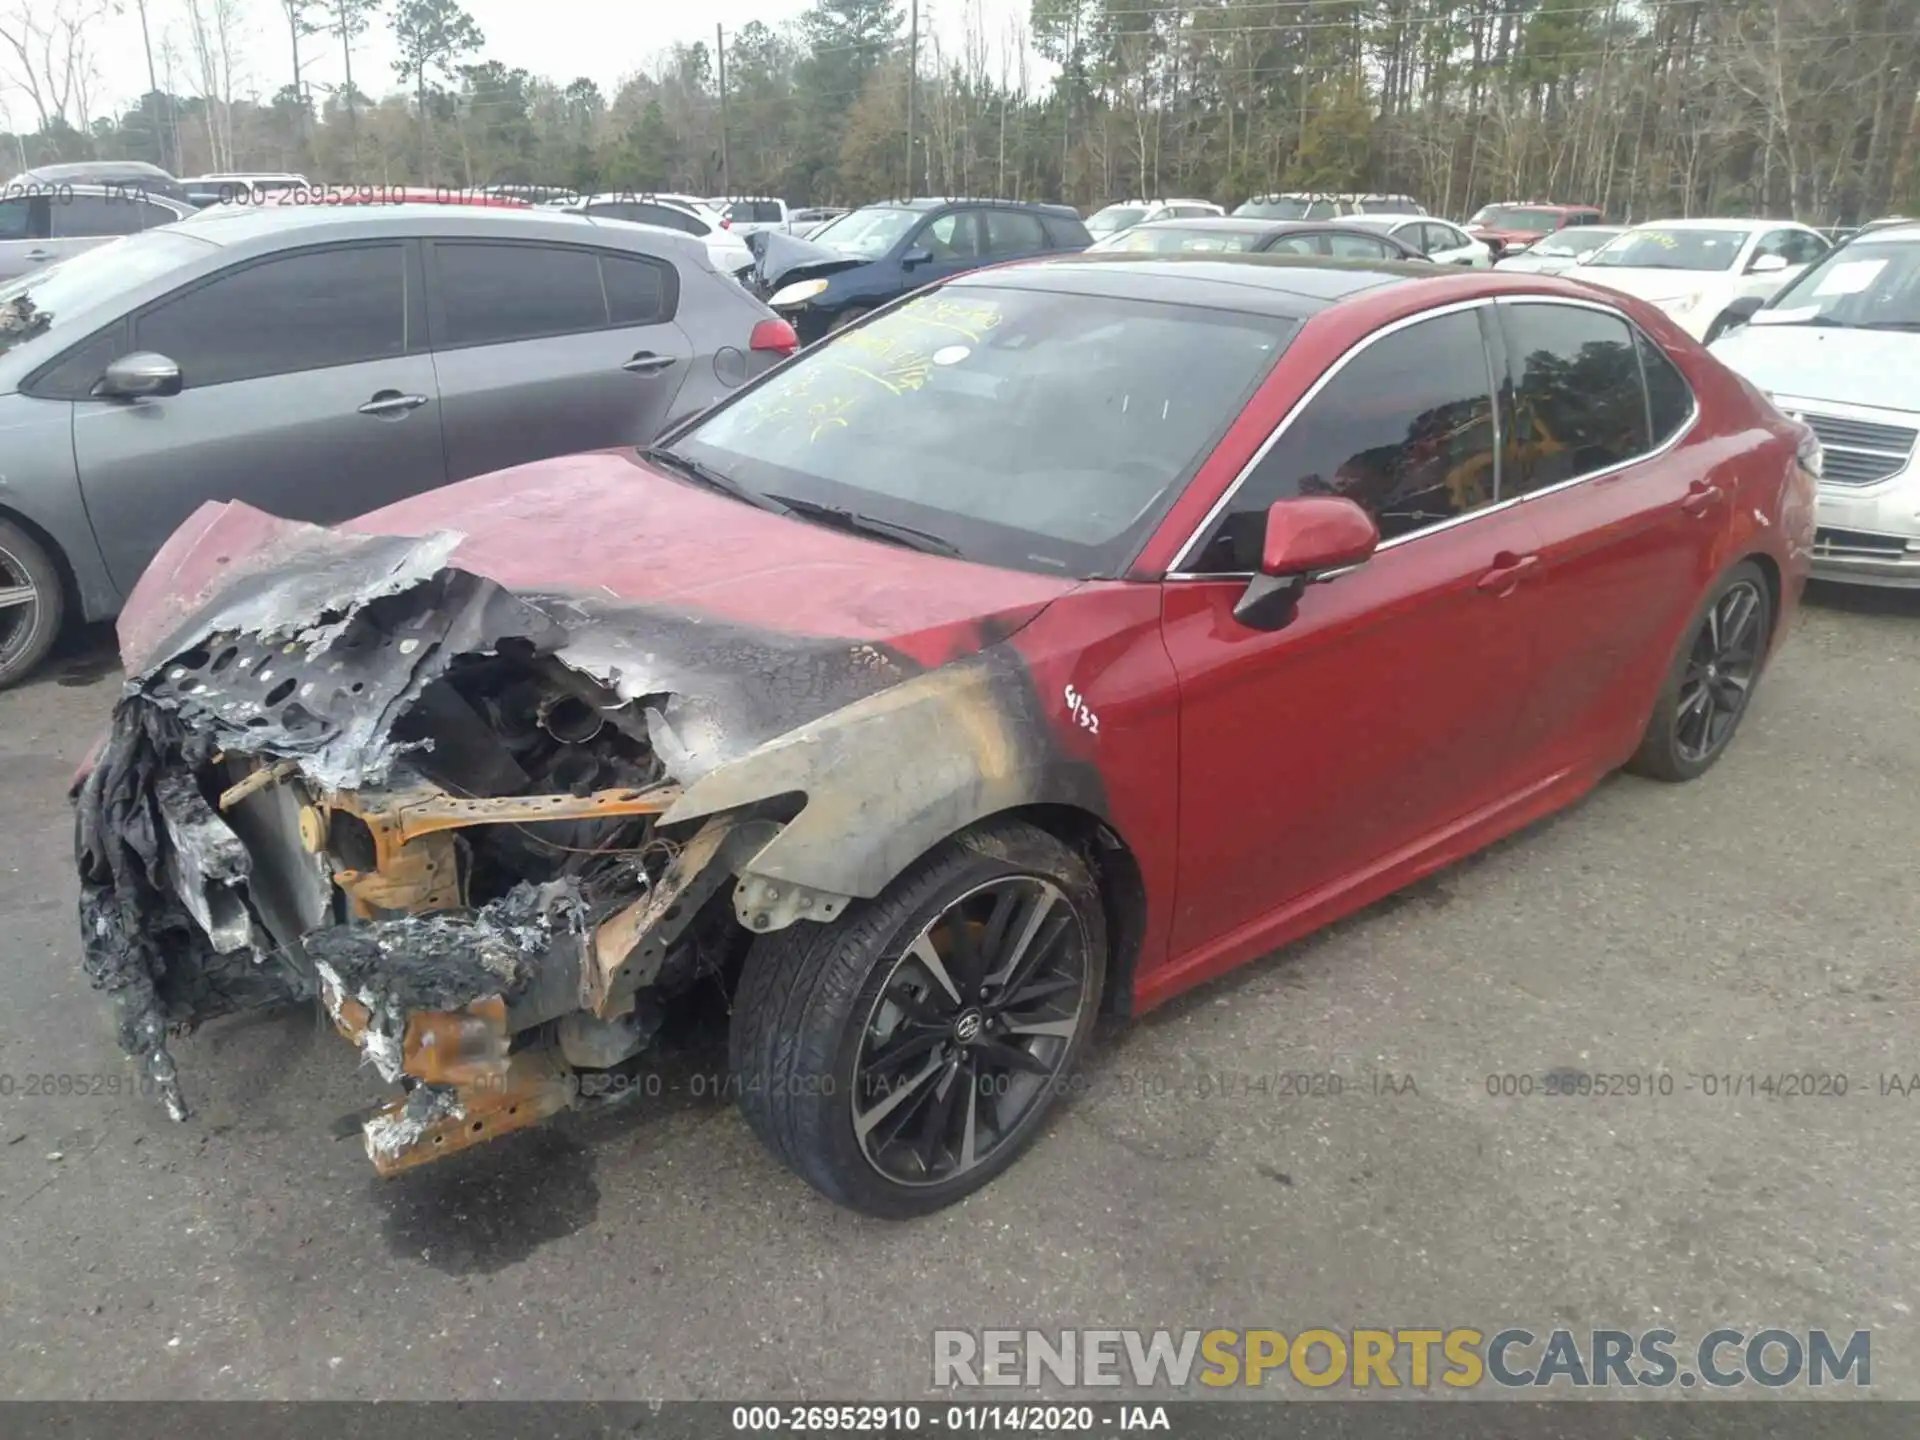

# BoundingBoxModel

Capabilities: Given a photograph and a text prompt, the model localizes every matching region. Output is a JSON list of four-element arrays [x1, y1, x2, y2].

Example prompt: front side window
[[49, 194, 146, 239], [134, 244, 406, 388], [917, 210, 983, 259], [1327, 232, 1394, 259], [0, 196, 38, 240], [1585, 227, 1750, 272], [1499, 302, 1652, 495], [434, 242, 607, 345], [1188, 308, 1498, 572], [1086, 205, 1148, 236], [1750, 235, 1920, 331], [1778, 230, 1829, 266], [1426, 223, 1464, 252], [668, 283, 1297, 577]]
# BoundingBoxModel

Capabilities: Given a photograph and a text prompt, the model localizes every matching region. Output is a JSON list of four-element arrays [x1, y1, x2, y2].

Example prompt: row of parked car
[[1, 164, 1915, 695]]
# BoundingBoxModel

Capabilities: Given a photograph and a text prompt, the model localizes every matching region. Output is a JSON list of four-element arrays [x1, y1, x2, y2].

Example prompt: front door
[[1160, 304, 1544, 961], [71, 240, 446, 594], [424, 238, 695, 481]]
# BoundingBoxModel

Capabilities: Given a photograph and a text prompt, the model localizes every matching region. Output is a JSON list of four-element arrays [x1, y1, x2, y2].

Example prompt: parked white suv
[[553, 192, 753, 276], [712, 197, 799, 236], [1085, 198, 1225, 238], [1709, 223, 1920, 587]]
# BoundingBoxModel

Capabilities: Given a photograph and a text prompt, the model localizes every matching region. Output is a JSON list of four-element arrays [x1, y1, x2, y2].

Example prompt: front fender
[[659, 644, 1106, 902]]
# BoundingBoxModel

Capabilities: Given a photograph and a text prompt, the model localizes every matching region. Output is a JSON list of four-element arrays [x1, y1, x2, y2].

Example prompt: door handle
[[1476, 551, 1539, 596], [358, 391, 428, 417], [622, 352, 678, 374], [1680, 480, 1726, 517], [25, 248, 52, 262]]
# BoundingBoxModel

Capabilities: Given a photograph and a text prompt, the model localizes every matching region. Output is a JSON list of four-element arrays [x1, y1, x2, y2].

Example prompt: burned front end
[[73, 520, 927, 1175]]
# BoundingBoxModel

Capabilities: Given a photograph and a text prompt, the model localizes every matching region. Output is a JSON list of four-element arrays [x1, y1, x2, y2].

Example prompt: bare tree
[[0, 0, 111, 131]]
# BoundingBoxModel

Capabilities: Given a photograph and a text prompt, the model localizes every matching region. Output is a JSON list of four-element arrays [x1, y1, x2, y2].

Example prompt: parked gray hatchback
[[0, 204, 796, 686]]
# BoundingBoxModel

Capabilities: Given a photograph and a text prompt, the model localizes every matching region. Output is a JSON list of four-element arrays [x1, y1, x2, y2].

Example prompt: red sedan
[[76, 253, 1815, 1216]]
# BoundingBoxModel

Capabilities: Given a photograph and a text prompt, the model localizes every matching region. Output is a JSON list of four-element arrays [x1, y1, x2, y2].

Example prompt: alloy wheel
[[0, 540, 42, 672], [1674, 578, 1764, 764], [851, 875, 1090, 1188]]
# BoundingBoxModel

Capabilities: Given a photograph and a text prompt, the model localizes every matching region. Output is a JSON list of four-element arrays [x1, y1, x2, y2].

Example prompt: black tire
[[729, 820, 1107, 1217], [1626, 560, 1773, 782], [0, 518, 65, 691], [826, 305, 871, 334]]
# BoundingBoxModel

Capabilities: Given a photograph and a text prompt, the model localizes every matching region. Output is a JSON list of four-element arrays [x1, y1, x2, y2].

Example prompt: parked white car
[[1564, 218, 1832, 342], [711, 196, 799, 236], [1085, 198, 1225, 238], [552, 192, 753, 275], [1709, 222, 1920, 587], [1343, 214, 1491, 266], [1494, 224, 1627, 274]]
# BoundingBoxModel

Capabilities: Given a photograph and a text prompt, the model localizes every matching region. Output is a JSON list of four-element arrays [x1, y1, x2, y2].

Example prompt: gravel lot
[[3, 587, 1918, 1401]]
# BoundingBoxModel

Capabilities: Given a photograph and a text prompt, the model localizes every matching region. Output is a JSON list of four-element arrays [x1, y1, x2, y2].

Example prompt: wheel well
[[993, 803, 1148, 1019], [1743, 550, 1783, 634], [0, 503, 80, 616]]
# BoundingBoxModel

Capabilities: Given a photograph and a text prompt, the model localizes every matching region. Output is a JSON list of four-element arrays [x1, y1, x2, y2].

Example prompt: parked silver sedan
[[0, 182, 199, 282], [0, 204, 796, 686]]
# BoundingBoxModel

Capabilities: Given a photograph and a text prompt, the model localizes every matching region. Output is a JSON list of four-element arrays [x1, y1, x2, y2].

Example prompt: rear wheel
[[729, 821, 1105, 1217], [0, 519, 64, 691], [1627, 560, 1772, 782]]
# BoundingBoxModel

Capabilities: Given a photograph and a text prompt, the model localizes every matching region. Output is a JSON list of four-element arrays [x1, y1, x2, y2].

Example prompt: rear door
[[1490, 297, 1713, 776], [69, 240, 445, 594], [981, 208, 1053, 268], [0, 194, 52, 281], [425, 237, 693, 480], [1323, 230, 1402, 261], [1424, 222, 1482, 266], [1161, 303, 1545, 958], [43, 192, 148, 268]]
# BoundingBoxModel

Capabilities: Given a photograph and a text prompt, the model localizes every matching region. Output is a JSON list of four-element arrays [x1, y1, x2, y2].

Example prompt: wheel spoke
[[986, 887, 1063, 997], [957, 1072, 980, 1172], [1721, 590, 1759, 656], [907, 933, 963, 1006], [0, 584, 35, 611], [909, 1060, 966, 1172], [1002, 1016, 1078, 1039], [1704, 600, 1722, 654], [976, 1038, 1052, 1076], [864, 1027, 947, 1079], [854, 1051, 947, 1139], [999, 973, 1079, 1011]]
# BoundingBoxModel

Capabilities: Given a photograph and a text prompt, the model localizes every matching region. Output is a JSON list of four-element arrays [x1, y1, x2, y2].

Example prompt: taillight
[[721, 217, 732, 228], [750, 318, 799, 357]]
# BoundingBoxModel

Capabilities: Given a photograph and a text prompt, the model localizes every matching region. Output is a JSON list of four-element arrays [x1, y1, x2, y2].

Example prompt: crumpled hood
[[1708, 322, 1920, 415], [747, 228, 869, 293]]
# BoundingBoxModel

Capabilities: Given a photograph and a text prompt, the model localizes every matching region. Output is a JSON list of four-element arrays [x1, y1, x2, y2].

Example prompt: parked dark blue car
[[747, 197, 1092, 344]]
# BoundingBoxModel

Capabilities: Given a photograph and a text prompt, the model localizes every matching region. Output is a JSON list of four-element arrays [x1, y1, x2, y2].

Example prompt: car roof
[[1131, 216, 1399, 237], [1342, 214, 1439, 228], [166, 202, 712, 258], [20, 159, 178, 182], [954, 251, 1432, 319], [879, 196, 1082, 218], [1622, 217, 1802, 230]]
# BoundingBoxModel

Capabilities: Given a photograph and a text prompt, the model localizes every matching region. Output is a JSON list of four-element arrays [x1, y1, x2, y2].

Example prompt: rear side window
[[134, 244, 406, 388], [748, 201, 783, 223], [1043, 214, 1092, 248], [632, 202, 706, 236], [49, 194, 146, 239], [0, 196, 36, 239], [1327, 232, 1394, 259], [1498, 302, 1652, 493], [1189, 308, 1498, 571], [603, 253, 675, 325], [1638, 331, 1695, 445], [984, 209, 1047, 256], [434, 242, 607, 345]]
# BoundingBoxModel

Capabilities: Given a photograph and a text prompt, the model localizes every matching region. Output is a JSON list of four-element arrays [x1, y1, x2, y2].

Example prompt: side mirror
[[1749, 253, 1789, 274], [1718, 295, 1766, 334], [1233, 496, 1380, 631], [93, 351, 182, 400], [901, 246, 934, 268]]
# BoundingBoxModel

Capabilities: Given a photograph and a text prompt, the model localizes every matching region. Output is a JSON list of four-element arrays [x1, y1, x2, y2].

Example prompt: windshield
[[0, 230, 209, 358], [1086, 205, 1149, 235], [806, 207, 921, 258], [1533, 228, 1621, 257], [1583, 227, 1749, 271], [1749, 236, 1920, 329], [666, 283, 1296, 577], [1469, 206, 1564, 232], [1089, 225, 1259, 254], [1234, 197, 1330, 220]]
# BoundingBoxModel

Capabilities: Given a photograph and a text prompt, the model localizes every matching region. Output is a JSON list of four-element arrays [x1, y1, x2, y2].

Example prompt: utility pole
[[716, 23, 731, 198], [905, 0, 918, 197]]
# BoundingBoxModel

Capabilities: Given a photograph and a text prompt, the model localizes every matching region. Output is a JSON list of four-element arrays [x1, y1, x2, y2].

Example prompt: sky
[[0, 0, 1035, 130]]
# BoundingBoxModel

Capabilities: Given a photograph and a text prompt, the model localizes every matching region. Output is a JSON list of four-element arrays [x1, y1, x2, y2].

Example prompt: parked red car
[[75, 254, 1815, 1216], [1467, 202, 1607, 256]]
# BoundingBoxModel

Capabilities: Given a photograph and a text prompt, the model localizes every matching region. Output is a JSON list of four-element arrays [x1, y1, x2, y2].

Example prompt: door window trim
[[1165, 296, 1504, 577], [1163, 294, 1702, 579]]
